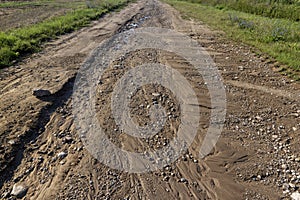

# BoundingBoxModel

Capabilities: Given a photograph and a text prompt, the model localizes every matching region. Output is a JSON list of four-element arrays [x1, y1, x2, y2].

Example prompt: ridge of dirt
[[0, 0, 299, 199]]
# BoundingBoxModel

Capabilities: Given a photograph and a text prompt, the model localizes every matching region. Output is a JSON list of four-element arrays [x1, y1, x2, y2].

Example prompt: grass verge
[[178, 0, 300, 21], [0, 0, 130, 68], [0, 0, 61, 8], [164, 0, 300, 79]]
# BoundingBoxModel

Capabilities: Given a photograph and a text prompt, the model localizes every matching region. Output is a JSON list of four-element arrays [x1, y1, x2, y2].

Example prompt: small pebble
[[179, 178, 187, 183], [57, 151, 67, 159], [282, 164, 287, 169]]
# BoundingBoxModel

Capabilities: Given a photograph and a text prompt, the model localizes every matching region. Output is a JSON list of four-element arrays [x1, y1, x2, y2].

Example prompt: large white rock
[[11, 183, 28, 198], [291, 191, 300, 200]]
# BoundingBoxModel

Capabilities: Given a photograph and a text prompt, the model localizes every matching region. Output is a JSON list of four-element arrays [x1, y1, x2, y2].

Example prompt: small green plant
[[229, 14, 240, 23], [0, 47, 18, 67], [271, 27, 290, 41], [229, 14, 254, 30], [86, 0, 95, 8]]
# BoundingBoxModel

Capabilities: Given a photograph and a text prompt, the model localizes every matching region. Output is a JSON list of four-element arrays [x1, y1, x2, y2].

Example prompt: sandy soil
[[0, 0, 299, 199]]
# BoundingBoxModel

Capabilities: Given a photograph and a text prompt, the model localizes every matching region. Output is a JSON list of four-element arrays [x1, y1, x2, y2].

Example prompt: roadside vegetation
[[0, 0, 131, 68], [164, 0, 300, 79], [180, 0, 300, 21]]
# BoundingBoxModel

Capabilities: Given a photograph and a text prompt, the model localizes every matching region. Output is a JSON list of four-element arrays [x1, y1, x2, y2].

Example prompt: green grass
[[0, 1, 47, 8], [0, 0, 130, 68], [164, 0, 300, 79], [178, 0, 300, 21], [0, 0, 87, 8]]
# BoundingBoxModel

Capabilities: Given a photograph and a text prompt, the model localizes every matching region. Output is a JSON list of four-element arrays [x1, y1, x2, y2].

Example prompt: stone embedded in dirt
[[257, 175, 262, 181], [282, 183, 289, 190], [11, 183, 28, 198], [129, 23, 138, 28], [163, 176, 170, 181], [289, 183, 296, 189], [57, 151, 67, 159], [64, 136, 73, 143], [238, 66, 244, 71], [8, 139, 16, 145], [32, 89, 51, 97], [255, 116, 263, 121], [279, 125, 285, 129], [283, 189, 290, 194], [179, 178, 187, 183], [281, 164, 288, 169], [152, 93, 161, 97], [291, 191, 300, 200], [272, 135, 278, 139]]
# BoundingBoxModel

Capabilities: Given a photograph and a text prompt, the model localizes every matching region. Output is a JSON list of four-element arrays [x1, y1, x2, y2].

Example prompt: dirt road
[[0, 0, 300, 199]]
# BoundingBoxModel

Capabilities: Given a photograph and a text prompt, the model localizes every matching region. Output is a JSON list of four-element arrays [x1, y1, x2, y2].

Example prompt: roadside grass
[[0, 0, 87, 9], [178, 0, 300, 21], [0, 0, 53, 8], [164, 0, 300, 80], [0, 0, 130, 68]]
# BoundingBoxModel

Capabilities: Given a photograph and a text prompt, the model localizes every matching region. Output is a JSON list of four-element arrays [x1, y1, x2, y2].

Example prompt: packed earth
[[0, 0, 300, 199]]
